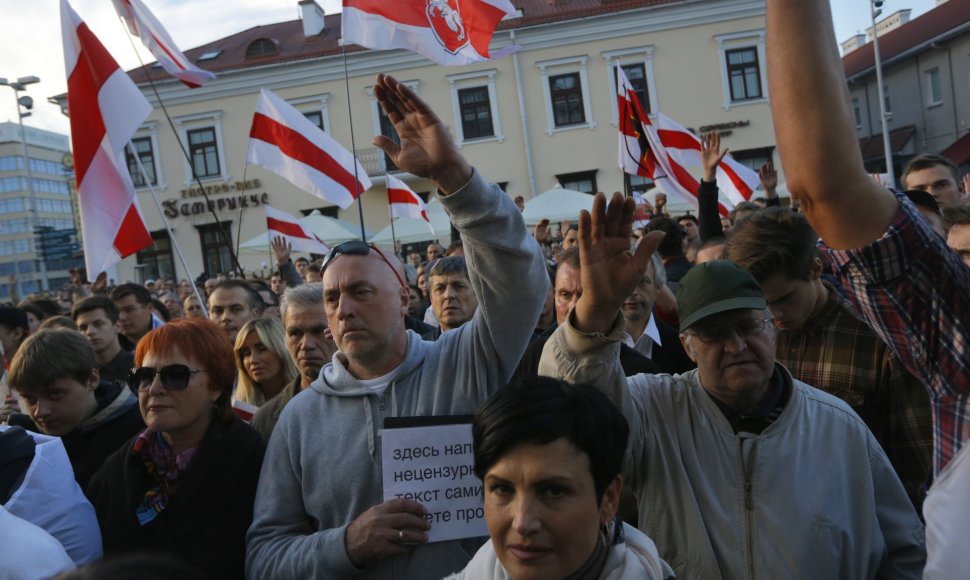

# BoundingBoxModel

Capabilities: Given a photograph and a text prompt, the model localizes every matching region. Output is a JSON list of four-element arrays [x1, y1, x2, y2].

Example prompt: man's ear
[[400, 286, 410, 316], [809, 257, 824, 280], [87, 367, 100, 391], [679, 334, 697, 362]]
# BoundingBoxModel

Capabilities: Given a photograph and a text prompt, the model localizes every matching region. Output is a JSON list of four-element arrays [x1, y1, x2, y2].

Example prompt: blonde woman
[[233, 318, 298, 406]]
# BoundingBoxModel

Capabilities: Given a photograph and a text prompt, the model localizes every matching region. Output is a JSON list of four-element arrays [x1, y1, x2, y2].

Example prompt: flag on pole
[[265, 205, 330, 255], [387, 174, 434, 233], [341, 0, 518, 66], [655, 113, 760, 206], [112, 0, 216, 88], [62, 0, 153, 277], [248, 88, 371, 209], [631, 191, 653, 229], [616, 64, 737, 216]]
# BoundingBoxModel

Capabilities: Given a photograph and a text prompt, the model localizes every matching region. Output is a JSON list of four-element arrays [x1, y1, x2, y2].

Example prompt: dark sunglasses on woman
[[128, 364, 205, 392]]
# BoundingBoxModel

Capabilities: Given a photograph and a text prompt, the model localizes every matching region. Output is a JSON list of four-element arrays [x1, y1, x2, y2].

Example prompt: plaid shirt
[[775, 282, 933, 505], [824, 192, 970, 475]]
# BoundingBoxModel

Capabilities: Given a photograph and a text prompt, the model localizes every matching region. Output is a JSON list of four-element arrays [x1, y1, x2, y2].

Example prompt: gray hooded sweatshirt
[[245, 170, 548, 580]]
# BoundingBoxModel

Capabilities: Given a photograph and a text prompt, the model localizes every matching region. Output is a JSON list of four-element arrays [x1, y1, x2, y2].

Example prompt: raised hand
[[574, 192, 665, 334], [759, 162, 778, 198], [654, 192, 667, 215], [373, 74, 472, 194], [271, 235, 292, 265], [345, 498, 431, 568], [534, 219, 552, 244], [700, 131, 729, 183]]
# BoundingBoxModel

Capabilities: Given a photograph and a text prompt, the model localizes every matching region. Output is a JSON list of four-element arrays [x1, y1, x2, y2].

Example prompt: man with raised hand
[[765, 1, 970, 576], [540, 193, 924, 578], [246, 74, 548, 580]]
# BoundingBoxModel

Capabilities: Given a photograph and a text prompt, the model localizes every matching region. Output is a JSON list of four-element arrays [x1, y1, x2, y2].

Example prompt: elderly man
[[766, 2, 970, 577], [250, 283, 336, 441], [539, 194, 924, 578], [207, 280, 262, 342], [429, 256, 477, 335], [246, 74, 547, 580]]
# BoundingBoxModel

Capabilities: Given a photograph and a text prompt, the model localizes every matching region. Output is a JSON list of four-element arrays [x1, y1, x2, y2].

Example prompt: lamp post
[[0, 75, 50, 293], [870, 1, 896, 187]]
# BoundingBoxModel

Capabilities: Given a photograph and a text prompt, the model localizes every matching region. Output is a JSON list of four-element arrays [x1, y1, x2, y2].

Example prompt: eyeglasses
[[319, 240, 406, 288], [687, 317, 771, 343], [128, 364, 205, 392]]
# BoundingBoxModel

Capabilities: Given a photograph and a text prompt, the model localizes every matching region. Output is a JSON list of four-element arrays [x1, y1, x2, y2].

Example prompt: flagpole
[[389, 215, 399, 252], [340, 42, 368, 242], [117, 19, 244, 277], [129, 140, 209, 318]]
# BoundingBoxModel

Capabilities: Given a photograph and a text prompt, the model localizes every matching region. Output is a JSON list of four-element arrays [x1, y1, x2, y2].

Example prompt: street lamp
[[870, 1, 895, 187], [0, 75, 50, 293]]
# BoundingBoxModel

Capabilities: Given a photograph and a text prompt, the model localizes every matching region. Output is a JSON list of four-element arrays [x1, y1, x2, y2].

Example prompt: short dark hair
[[20, 298, 62, 319], [943, 204, 970, 228], [446, 240, 464, 256], [151, 299, 171, 322], [9, 329, 95, 391], [428, 256, 468, 280], [724, 207, 819, 282], [71, 296, 119, 323], [901, 153, 960, 188], [729, 201, 761, 225], [295, 257, 310, 265], [646, 216, 685, 259], [208, 280, 264, 312], [473, 377, 628, 501], [555, 247, 580, 277], [677, 214, 698, 225], [110, 283, 152, 306]]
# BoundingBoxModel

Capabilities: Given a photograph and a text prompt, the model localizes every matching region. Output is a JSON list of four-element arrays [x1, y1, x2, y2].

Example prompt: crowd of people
[[1, 0, 969, 578]]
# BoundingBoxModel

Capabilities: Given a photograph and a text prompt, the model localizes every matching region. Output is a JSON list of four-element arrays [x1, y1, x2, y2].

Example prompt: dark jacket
[[650, 318, 696, 376], [405, 315, 438, 341], [100, 348, 135, 387], [251, 377, 302, 442], [513, 322, 659, 381], [9, 380, 144, 489], [87, 415, 265, 580]]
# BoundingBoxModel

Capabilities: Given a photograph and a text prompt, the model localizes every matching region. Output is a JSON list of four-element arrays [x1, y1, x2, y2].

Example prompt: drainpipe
[[510, 29, 538, 198]]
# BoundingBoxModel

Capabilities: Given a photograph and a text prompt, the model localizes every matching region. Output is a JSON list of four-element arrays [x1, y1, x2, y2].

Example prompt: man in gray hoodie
[[245, 74, 549, 579]]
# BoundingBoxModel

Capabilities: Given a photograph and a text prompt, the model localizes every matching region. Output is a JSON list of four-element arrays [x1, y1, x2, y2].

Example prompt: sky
[[0, 0, 941, 137]]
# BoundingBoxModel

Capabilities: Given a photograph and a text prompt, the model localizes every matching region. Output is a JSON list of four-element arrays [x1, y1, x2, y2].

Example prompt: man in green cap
[[539, 193, 925, 579]]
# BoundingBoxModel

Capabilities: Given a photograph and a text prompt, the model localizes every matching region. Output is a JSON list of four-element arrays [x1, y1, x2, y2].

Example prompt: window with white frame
[[446, 69, 503, 146], [883, 85, 892, 116], [603, 47, 659, 127], [715, 30, 768, 109], [537, 56, 595, 135], [366, 80, 419, 174], [926, 68, 943, 107], [852, 97, 862, 128], [289, 94, 331, 133], [174, 112, 228, 184], [126, 136, 157, 187]]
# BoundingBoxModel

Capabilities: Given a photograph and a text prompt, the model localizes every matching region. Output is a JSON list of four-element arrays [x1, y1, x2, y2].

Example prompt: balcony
[[356, 146, 400, 176]]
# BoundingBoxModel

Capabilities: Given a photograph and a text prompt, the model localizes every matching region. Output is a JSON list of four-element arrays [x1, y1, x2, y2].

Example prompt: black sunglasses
[[128, 364, 205, 392], [320, 240, 406, 287]]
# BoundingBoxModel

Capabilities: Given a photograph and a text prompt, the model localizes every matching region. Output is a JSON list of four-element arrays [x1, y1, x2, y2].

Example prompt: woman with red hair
[[87, 318, 265, 579]]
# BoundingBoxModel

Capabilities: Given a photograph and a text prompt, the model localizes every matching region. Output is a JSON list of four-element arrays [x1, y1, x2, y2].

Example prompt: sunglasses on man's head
[[128, 364, 205, 392], [320, 240, 406, 287]]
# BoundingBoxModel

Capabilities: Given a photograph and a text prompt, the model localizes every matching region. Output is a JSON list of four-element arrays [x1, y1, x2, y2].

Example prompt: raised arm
[[698, 132, 727, 242], [766, 0, 897, 249]]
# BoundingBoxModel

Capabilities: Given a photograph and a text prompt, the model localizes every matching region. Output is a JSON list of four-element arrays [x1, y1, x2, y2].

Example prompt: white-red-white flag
[[248, 89, 371, 209], [112, 0, 215, 88], [62, 0, 153, 277], [616, 65, 737, 216], [387, 174, 434, 233], [265, 205, 330, 256], [631, 191, 653, 229], [342, 0, 518, 66], [655, 113, 760, 207]]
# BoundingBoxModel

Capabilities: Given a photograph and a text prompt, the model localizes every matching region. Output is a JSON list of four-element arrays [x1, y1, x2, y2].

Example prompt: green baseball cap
[[676, 260, 766, 332]]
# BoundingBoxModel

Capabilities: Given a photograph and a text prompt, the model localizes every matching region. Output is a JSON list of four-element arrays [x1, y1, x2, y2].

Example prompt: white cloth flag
[[62, 0, 153, 276], [248, 89, 371, 209], [112, 0, 215, 88], [265, 205, 330, 256], [387, 174, 434, 234]]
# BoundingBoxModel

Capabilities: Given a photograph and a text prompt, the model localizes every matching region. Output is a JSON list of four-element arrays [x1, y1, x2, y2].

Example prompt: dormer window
[[246, 38, 279, 58]]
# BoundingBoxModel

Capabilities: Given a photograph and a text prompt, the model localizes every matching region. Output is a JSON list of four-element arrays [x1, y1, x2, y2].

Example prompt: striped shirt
[[823, 192, 970, 475], [775, 282, 932, 505]]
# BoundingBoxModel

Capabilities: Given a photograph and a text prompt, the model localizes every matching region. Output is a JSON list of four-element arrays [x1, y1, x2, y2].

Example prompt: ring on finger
[[398, 529, 405, 541]]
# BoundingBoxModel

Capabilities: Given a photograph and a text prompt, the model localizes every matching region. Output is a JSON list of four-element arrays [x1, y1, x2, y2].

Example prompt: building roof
[[128, 0, 684, 84], [940, 131, 970, 166], [843, 0, 970, 80], [857, 124, 916, 162]]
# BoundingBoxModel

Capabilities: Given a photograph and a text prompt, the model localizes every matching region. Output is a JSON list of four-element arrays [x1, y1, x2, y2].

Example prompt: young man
[[71, 296, 133, 386], [7, 329, 144, 488], [901, 154, 965, 209], [943, 205, 970, 267], [109, 283, 161, 350], [726, 208, 933, 509], [428, 256, 478, 335], [207, 280, 263, 342]]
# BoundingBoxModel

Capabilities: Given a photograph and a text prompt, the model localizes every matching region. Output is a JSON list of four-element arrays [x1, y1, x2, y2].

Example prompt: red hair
[[136, 318, 235, 419]]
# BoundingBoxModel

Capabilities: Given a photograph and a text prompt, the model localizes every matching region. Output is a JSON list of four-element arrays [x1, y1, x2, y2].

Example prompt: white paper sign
[[381, 422, 487, 543]]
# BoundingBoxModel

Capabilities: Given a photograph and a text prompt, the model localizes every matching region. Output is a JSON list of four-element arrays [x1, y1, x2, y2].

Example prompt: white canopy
[[520, 187, 594, 226], [238, 210, 372, 255], [370, 198, 451, 245]]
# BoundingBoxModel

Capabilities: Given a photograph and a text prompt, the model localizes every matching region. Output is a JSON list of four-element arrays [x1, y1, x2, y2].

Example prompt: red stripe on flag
[[344, 0, 427, 27], [250, 113, 364, 200], [657, 129, 701, 152], [149, 30, 187, 71], [267, 216, 314, 241], [463, 0, 511, 56], [719, 163, 754, 201], [387, 188, 419, 205], [69, 23, 120, 185], [113, 203, 152, 257]]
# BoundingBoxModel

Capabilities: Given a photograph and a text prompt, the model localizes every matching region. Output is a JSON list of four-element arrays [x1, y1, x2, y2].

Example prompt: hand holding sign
[[345, 498, 430, 568]]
